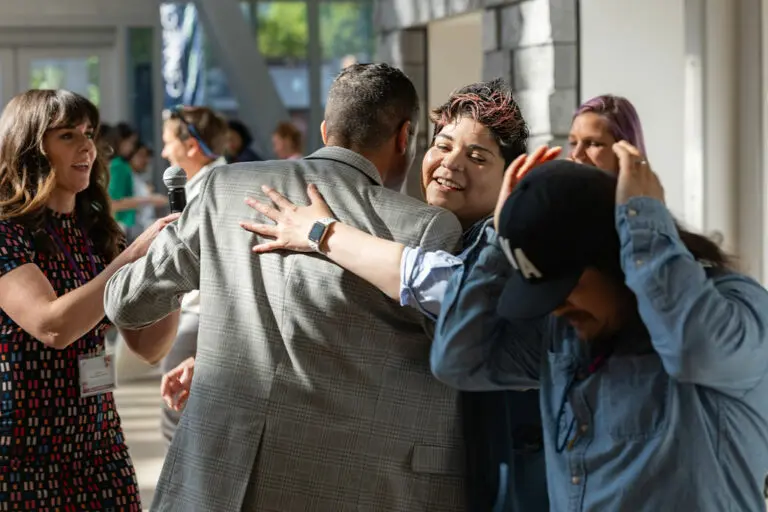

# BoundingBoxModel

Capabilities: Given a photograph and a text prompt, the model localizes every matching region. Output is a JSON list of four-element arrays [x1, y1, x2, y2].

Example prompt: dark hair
[[273, 121, 303, 154], [324, 63, 419, 150], [97, 123, 115, 158], [133, 141, 153, 156], [430, 78, 529, 168], [112, 122, 137, 159], [228, 119, 253, 149], [675, 223, 733, 270], [164, 106, 228, 157], [0, 89, 124, 262]]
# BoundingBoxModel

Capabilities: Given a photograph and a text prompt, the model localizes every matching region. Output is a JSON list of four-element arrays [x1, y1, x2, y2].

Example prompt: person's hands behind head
[[161, 356, 195, 411], [493, 146, 562, 231], [613, 141, 664, 205], [240, 184, 334, 253], [125, 213, 181, 262]]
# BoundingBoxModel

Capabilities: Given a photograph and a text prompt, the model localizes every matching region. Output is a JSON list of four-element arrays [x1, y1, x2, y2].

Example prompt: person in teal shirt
[[109, 152, 136, 228], [106, 122, 164, 238]]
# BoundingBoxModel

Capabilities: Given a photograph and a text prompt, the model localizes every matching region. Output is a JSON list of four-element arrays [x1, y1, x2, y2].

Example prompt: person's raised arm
[[431, 226, 545, 391], [105, 175, 207, 364], [0, 214, 178, 350], [240, 184, 459, 301], [614, 141, 768, 396], [111, 194, 167, 212]]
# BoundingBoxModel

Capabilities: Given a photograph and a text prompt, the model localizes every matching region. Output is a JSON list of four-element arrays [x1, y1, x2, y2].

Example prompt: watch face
[[308, 222, 326, 243]]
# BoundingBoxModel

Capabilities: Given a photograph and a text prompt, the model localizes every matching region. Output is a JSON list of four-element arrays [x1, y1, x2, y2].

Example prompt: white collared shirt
[[180, 156, 227, 315]]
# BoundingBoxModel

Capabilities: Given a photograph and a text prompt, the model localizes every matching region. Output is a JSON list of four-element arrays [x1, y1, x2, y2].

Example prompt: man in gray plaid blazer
[[104, 63, 466, 511]]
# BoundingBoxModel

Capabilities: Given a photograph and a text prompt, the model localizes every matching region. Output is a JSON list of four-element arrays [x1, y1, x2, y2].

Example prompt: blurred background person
[[272, 120, 303, 160], [106, 122, 164, 238], [159, 104, 228, 443], [0, 89, 179, 511], [225, 119, 262, 163], [568, 94, 646, 172], [129, 141, 161, 233]]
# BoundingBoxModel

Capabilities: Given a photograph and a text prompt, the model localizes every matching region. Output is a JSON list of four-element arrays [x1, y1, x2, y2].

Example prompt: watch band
[[308, 217, 337, 253]]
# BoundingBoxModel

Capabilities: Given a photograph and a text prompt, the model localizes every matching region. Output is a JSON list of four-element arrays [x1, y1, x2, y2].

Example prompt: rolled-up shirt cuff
[[399, 246, 462, 314]]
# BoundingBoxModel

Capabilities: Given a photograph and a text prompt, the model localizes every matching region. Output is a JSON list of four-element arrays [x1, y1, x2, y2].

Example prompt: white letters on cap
[[499, 237, 544, 280]]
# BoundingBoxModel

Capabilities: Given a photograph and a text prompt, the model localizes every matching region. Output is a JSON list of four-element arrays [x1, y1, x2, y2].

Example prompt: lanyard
[[46, 221, 98, 286], [554, 348, 613, 453]]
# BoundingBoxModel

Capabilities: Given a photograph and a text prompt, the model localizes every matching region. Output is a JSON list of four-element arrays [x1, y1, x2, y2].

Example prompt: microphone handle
[[167, 188, 187, 214]]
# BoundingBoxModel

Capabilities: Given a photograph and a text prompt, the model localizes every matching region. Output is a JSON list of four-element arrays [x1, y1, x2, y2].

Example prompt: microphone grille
[[162, 166, 187, 189]]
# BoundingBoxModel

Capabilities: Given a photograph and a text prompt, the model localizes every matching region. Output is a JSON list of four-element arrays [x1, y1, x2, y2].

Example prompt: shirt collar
[[304, 147, 383, 186], [186, 156, 227, 191]]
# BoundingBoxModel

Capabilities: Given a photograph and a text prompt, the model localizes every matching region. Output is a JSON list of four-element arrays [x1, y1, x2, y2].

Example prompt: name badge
[[79, 352, 116, 397]]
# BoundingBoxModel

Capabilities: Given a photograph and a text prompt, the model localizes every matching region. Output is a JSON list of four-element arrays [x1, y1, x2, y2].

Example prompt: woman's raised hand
[[240, 184, 334, 253], [494, 146, 562, 231]]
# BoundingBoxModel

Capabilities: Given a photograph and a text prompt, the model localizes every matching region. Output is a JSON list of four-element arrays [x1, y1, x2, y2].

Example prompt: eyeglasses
[[163, 105, 219, 159]]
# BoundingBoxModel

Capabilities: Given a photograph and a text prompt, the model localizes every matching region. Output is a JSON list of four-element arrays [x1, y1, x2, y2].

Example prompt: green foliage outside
[[255, 1, 374, 61]]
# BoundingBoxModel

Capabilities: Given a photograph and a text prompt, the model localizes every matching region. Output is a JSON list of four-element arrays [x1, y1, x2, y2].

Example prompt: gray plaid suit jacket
[[105, 147, 466, 511]]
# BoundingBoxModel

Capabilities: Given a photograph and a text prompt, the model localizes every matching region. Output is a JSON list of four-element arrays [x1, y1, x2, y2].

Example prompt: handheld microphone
[[162, 166, 187, 213]]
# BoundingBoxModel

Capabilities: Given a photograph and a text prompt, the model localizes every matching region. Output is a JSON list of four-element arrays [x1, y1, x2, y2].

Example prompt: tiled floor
[[113, 375, 167, 511]]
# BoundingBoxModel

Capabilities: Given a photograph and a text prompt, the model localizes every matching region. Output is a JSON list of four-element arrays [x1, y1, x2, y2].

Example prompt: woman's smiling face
[[422, 116, 505, 227]]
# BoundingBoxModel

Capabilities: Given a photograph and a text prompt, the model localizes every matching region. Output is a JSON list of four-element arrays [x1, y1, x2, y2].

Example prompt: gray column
[[483, 0, 579, 150]]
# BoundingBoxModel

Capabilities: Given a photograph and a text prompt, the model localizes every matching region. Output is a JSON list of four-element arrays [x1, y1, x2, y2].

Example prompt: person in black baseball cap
[[494, 160, 629, 341], [431, 139, 768, 511]]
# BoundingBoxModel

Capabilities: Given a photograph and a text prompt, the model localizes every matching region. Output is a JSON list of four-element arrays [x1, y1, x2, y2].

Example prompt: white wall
[[582, 0, 766, 281], [427, 12, 483, 109], [580, 0, 687, 218]]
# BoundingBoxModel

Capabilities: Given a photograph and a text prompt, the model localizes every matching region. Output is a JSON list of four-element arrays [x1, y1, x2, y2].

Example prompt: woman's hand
[[613, 141, 664, 205], [125, 213, 181, 262], [494, 145, 562, 231], [161, 356, 195, 411], [240, 184, 334, 253]]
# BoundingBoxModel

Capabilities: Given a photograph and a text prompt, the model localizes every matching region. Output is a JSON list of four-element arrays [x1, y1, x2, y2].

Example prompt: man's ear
[[185, 138, 200, 159], [320, 120, 328, 145], [396, 120, 412, 155]]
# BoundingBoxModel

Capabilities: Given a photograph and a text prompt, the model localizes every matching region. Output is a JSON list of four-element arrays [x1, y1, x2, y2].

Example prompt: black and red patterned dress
[[0, 210, 141, 511]]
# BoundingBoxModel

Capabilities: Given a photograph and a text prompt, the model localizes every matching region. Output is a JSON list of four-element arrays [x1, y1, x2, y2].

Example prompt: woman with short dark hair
[[236, 78, 551, 511]]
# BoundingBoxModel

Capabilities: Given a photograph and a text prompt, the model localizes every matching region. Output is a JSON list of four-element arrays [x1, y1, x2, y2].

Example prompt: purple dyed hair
[[574, 95, 647, 155]]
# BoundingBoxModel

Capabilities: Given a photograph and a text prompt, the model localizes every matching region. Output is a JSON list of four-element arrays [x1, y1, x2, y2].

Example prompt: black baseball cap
[[496, 160, 621, 320]]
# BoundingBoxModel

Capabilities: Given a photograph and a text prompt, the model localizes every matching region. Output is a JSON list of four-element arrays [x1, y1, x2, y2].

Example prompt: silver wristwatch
[[307, 217, 337, 253]]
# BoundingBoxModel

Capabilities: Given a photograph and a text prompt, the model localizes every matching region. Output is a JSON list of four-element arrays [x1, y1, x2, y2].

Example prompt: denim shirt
[[400, 217, 548, 512], [432, 197, 768, 511]]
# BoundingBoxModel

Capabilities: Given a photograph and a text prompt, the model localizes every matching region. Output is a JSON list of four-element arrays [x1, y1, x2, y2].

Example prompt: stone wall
[[374, 0, 579, 199]]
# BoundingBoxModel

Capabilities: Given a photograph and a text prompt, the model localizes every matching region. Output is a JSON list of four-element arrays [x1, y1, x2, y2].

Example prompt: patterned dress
[[0, 210, 141, 511]]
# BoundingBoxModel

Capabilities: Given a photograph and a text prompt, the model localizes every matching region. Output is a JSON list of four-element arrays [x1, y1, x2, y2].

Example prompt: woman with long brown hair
[[0, 90, 180, 510]]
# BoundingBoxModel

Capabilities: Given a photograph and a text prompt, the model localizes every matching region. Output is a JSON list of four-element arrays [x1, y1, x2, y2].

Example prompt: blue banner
[[160, 3, 205, 108]]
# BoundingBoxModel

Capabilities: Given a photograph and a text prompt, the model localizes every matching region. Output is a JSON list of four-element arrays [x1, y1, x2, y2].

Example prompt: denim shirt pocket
[[543, 350, 577, 442], [600, 353, 670, 440]]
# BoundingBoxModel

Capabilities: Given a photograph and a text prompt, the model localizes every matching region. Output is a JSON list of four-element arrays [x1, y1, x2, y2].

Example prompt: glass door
[[15, 47, 117, 122]]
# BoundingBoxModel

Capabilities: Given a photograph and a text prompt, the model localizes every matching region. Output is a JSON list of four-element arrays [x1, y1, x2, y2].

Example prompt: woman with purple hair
[[568, 94, 646, 171]]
